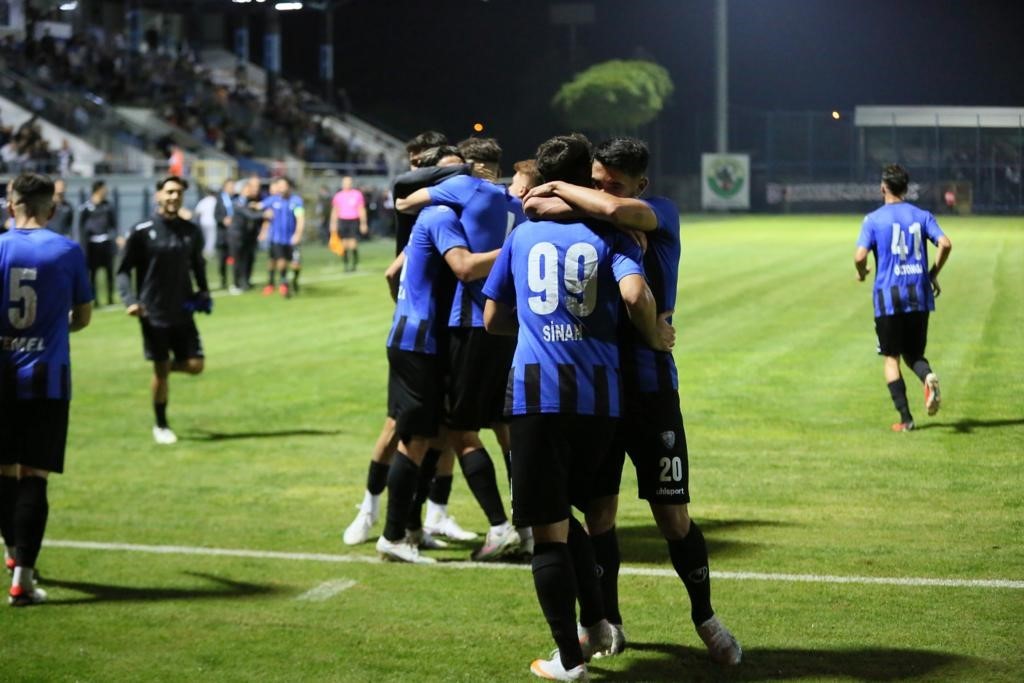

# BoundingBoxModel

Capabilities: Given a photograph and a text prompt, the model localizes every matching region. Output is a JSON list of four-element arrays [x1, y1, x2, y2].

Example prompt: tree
[[551, 60, 674, 134]]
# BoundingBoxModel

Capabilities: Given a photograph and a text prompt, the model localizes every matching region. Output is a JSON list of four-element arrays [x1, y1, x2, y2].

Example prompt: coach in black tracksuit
[[117, 175, 209, 445], [78, 180, 119, 306]]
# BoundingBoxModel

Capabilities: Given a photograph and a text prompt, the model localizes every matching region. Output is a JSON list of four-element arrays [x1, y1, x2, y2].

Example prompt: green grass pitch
[[2, 214, 1022, 681]]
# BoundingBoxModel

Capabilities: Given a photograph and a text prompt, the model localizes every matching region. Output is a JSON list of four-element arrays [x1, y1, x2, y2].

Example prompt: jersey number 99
[[527, 241, 599, 317]]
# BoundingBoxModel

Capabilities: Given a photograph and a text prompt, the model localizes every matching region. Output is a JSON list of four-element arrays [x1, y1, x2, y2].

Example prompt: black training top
[[116, 214, 208, 327], [391, 164, 470, 255]]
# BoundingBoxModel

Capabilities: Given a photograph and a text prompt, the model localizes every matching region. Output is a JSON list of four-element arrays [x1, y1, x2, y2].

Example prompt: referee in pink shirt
[[329, 176, 369, 272]]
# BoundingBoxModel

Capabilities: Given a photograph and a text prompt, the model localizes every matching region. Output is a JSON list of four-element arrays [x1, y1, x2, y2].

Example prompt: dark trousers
[[86, 241, 116, 305]]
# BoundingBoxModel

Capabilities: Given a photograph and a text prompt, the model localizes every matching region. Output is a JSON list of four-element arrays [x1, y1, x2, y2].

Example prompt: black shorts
[[387, 348, 445, 443], [446, 327, 516, 430], [0, 400, 70, 473], [593, 390, 691, 504], [141, 318, 204, 363], [875, 311, 929, 359], [338, 219, 361, 239], [509, 414, 617, 527], [86, 241, 115, 270], [269, 243, 294, 261]]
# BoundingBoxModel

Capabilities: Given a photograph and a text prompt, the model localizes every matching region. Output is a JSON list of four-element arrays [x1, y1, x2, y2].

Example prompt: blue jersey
[[483, 220, 644, 417], [387, 206, 467, 355], [857, 202, 945, 317], [621, 197, 681, 393], [262, 194, 304, 244], [0, 228, 91, 400], [428, 175, 523, 328], [506, 193, 527, 235]]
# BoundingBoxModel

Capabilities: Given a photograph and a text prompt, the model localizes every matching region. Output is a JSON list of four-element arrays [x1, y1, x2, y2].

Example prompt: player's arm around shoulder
[[395, 187, 432, 214]]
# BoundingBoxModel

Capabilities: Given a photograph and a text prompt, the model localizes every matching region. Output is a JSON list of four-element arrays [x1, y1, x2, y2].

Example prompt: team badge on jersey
[[660, 430, 676, 449]]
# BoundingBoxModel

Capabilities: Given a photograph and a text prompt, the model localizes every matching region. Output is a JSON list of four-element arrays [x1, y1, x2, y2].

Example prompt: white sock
[[516, 526, 533, 541], [360, 490, 380, 517], [12, 566, 34, 589], [425, 500, 447, 520]]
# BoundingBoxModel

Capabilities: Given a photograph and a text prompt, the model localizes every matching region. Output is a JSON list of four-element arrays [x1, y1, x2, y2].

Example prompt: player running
[[524, 136, 742, 665], [855, 164, 952, 431], [484, 133, 672, 681], [1, 172, 92, 606], [117, 176, 210, 445]]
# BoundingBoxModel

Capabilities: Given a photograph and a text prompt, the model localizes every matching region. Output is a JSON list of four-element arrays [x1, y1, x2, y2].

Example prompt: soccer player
[[855, 164, 952, 431], [397, 137, 525, 560], [0, 172, 92, 606], [78, 179, 119, 306], [483, 133, 672, 681], [508, 159, 542, 201], [329, 176, 369, 272], [259, 178, 305, 297], [375, 202, 501, 563], [117, 176, 209, 445], [524, 137, 742, 665]]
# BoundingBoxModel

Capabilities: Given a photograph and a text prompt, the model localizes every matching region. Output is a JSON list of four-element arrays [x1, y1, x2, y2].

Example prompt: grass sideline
[[1, 215, 1022, 681]]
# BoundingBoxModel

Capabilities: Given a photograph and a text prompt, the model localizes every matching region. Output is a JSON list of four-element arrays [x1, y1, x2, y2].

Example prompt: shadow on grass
[[42, 572, 281, 605], [915, 417, 1024, 434], [617, 519, 789, 564], [182, 428, 342, 442], [593, 642, 973, 681]]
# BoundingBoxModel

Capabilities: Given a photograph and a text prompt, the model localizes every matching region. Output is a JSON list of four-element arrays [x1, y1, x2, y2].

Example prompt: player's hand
[[655, 312, 675, 352], [524, 182, 560, 200], [360, 223, 369, 236], [291, 236, 301, 246], [856, 267, 870, 281], [126, 303, 144, 317], [930, 274, 941, 297]]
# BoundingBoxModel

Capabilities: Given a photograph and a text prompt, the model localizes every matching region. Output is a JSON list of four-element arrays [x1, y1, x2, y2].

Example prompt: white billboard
[[701, 153, 750, 210]]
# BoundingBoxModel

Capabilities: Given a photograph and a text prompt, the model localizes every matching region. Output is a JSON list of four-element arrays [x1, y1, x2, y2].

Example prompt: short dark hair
[[457, 137, 502, 164], [406, 131, 448, 156], [882, 164, 909, 197], [535, 133, 592, 186], [12, 172, 55, 217], [513, 159, 541, 186], [91, 179, 106, 194], [156, 175, 189, 191], [414, 145, 463, 168], [594, 137, 649, 177]]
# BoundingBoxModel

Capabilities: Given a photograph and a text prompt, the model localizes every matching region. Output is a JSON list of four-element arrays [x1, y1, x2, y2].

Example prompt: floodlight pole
[[715, 0, 728, 153]]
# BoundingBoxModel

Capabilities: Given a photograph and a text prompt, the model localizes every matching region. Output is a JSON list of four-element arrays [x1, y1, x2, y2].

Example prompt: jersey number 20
[[527, 241, 599, 317], [7, 268, 38, 329]]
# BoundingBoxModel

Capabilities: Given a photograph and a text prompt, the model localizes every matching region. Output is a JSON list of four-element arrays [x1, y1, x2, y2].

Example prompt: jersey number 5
[[8, 267, 38, 329], [527, 241, 599, 317]]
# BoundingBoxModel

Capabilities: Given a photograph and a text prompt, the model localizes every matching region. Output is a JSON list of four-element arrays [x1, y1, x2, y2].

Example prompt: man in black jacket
[[117, 175, 209, 445], [78, 180, 119, 306], [228, 176, 264, 292], [47, 178, 75, 238]]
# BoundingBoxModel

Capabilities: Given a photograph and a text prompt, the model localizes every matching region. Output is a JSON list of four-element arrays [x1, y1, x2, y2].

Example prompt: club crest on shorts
[[660, 430, 676, 449], [688, 566, 709, 583]]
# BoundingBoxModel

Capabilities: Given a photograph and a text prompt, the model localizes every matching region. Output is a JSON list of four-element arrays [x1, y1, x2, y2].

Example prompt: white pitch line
[[45, 539, 1024, 590], [295, 579, 357, 602]]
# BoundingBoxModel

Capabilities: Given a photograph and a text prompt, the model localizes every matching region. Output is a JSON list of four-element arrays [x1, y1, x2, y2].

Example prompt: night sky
[[264, 0, 1024, 166]]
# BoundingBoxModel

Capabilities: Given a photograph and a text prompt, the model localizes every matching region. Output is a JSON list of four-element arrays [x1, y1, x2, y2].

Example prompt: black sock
[[342, 251, 350, 268], [887, 378, 913, 423], [459, 448, 507, 526], [291, 269, 300, 291], [910, 358, 932, 383], [268, 268, 275, 286], [590, 527, 622, 625], [428, 474, 453, 506], [278, 267, 289, 286], [568, 517, 604, 627], [154, 402, 169, 429], [366, 461, 390, 496], [382, 452, 419, 542], [0, 475, 17, 549], [532, 542, 584, 670], [13, 476, 48, 569], [667, 521, 714, 626], [407, 449, 441, 532], [351, 248, 359, 269]]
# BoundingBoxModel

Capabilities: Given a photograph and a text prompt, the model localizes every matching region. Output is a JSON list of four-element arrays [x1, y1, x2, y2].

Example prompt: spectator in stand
[[329, 176, 368, 272], [78, 180, 119, 306]]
